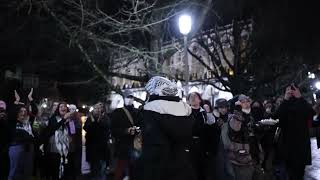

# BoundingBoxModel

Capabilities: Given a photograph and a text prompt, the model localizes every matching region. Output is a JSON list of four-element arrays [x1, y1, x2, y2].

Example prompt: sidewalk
[[305, 138, 320, 180]]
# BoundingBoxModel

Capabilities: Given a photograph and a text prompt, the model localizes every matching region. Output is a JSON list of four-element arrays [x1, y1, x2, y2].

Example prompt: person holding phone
[[84, 102, 110, 180], [275, 84, 315, 180], [44, 102, 79, 180]]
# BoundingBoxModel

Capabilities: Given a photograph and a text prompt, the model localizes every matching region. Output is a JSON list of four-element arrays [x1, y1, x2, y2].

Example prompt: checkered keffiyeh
[[145, 76, 178, 96]]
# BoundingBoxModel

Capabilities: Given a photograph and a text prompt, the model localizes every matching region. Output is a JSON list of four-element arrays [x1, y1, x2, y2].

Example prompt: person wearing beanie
[[214, 98, 229, 127], [220, 94, 263, 180], [138, 76, 195, 180]]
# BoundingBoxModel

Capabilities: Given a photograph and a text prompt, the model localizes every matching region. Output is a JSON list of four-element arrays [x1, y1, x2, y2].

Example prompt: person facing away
[[84, 102, 110, 180], [138, 76, 195, 180], [274, 84, 315, 180]]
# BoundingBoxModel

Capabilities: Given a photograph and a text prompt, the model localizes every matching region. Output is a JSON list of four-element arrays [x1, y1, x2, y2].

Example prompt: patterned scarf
[[145, 76, 178, 96], [54, 116, 70, 179]]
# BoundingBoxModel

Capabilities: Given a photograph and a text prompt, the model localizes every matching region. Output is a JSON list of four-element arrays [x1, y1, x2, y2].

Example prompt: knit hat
[[145, 76, 178, 96], [215, 99, 228, 108], [235, 94, 250, 106]]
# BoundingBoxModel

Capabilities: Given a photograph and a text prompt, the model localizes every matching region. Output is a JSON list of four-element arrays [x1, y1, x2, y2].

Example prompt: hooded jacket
[[139, 96, 195, 180]]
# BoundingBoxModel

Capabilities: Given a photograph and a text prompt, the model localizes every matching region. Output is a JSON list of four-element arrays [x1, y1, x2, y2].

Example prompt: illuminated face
[[240, 99, 251, 110], [93, 103, 103, 116], [203, 104, 211, 113], [17, 107, 28, 122], [218, 107, 228, 115], [285, 86, 294, 98], [189, 93, 201, 107], [59, 104, 68, 116], [52, 102, 59, 113]]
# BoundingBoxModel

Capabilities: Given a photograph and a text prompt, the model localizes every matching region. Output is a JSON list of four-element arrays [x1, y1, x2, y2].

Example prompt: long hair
[[187, 92, 204, 107], [53, 102, 69, 117], [14, 104, 28, 120], [91, 102, 108, 123], [203, 100, 213, 112]]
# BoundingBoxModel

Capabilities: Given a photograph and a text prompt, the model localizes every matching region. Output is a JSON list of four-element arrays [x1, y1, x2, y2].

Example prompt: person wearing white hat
[[138, 76, 195, 180]]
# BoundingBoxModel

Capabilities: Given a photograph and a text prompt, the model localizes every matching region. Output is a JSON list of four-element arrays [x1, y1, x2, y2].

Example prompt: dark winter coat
[[0, 112, 9, 178], [0, 115, 9, 151], [8, 101, 38, 146], [110, 105, 138, 159], [191, 108, 220, 155], [138, 96, 195, 180], [84, 114, 110, 163], [275, 98, 315, 167], [43, 113, 82, 175]]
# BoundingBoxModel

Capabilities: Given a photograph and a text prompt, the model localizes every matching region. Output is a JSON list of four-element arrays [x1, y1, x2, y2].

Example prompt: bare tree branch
[[57, 76, 99, 85]]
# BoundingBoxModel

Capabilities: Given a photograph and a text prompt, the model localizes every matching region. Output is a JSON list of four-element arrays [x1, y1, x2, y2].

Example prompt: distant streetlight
[[178, 14, 192, 95], [315, 81, 320, 90], [308, 72, 316, 79]]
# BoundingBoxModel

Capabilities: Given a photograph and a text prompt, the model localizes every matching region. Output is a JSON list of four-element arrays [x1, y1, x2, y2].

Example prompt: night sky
[[0, 0, 319, 102]]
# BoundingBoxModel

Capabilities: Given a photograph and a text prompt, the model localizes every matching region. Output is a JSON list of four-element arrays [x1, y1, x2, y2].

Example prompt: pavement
[[305, 138, 320, 180], [79, 138, 320, 180]]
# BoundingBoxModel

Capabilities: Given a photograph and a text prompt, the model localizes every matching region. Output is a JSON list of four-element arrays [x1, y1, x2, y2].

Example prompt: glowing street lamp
[[178, 14, 192, 95], [178, 15, 192, 35]]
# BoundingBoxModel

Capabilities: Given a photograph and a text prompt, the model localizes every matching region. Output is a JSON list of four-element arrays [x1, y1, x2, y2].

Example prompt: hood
[[144, 100, 192, 117]]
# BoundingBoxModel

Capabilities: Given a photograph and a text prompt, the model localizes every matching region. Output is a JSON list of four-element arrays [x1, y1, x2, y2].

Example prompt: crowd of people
[[0, 76, 320, 180]]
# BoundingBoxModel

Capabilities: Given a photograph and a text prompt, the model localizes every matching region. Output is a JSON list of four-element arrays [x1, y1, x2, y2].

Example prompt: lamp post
[[178, 14, 192, 96]]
